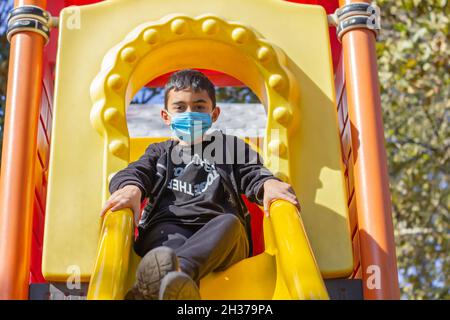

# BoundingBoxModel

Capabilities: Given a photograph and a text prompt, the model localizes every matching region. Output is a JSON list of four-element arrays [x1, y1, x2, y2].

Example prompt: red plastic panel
[[348, 192, 357, 237], [351, 230, 361, 273], [146, 69, 244, 88], [242, 196, 265, 256], [30, 53, 54, 284], [30, 194, 46, 283]]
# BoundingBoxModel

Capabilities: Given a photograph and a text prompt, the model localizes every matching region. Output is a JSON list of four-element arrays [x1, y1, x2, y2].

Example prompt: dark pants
[[134, 214, 249, 284]]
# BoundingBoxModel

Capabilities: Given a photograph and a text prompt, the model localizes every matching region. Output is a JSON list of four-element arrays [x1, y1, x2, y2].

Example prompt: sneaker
[[125, 246, 179, 300], [159, 271, 201, 300], [124, 285, 145, 300]]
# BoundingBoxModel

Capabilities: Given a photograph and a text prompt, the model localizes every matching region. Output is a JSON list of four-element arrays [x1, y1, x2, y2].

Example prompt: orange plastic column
[[0, 0, 47, 300], [339, 0, 400, 299]]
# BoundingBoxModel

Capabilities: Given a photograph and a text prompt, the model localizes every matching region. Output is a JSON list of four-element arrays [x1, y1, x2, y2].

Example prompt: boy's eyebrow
[[193, 99, 208, 103]]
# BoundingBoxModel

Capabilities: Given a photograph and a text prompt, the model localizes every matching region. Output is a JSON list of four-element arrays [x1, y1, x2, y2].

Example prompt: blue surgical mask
[[168, 111, 213, 144]]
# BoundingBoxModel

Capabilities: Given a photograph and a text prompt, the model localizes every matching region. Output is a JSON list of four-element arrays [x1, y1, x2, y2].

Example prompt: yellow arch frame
[[87, 13, 327, 300], [90, 14, 300, 201]]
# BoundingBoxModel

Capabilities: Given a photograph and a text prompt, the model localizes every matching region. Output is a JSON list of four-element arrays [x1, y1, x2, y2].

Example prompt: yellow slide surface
[[42, 0, 353, 299], [87, 199, 328, 300]]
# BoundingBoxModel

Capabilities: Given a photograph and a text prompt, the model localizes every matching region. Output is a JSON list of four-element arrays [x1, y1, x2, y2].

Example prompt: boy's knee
[[218, 214, 241, 228]]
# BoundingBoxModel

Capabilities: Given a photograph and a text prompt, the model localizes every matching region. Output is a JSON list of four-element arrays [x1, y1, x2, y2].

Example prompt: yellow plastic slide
[[87, 199, 329, 300], [42, 0, 354, 299]]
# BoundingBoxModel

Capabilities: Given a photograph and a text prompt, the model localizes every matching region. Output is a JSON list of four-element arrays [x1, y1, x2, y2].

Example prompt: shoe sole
[[134, 246, 179, 300], [159, 271, 201, 300]]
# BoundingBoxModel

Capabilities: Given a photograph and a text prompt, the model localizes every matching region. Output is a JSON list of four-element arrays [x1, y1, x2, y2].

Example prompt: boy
[[100, 69, 299, 300]]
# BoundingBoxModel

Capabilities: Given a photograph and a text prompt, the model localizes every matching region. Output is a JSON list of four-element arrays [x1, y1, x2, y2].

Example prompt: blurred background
[[0, 0, 448, 299]]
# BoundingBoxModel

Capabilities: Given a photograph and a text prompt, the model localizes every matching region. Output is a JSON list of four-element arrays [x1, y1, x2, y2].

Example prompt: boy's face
[[161, 88, 220, 126]]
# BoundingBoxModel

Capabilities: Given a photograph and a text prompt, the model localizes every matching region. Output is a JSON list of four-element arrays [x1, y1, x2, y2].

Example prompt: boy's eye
[[173, 105, 185, 111]]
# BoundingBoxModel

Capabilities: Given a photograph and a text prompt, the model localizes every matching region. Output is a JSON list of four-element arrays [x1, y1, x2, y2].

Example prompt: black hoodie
[[109, 131, 278, 251]]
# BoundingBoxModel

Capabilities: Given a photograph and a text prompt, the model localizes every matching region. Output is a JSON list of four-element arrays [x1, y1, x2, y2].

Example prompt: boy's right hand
[[100, 185, 142, 226]]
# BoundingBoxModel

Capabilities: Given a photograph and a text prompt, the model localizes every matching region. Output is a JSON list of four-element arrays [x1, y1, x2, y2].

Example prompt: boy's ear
[[211, 106, 221, 123], [160, 108, 171, 126]]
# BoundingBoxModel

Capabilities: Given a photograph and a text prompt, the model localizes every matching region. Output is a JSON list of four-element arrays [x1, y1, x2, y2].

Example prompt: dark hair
[[164, 69, 216, 109]]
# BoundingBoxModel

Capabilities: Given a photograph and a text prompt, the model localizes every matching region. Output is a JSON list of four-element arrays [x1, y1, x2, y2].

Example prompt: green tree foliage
[[216, 87, 259, 103], [377, 0, 449, 299]]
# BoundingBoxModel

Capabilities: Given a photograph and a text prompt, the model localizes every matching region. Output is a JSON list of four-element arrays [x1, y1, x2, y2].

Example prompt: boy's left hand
[[262, 179, 300, 217]]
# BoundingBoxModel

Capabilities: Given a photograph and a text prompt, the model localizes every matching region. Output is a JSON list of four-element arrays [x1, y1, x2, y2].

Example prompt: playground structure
[[0, 0, 400, 300]]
